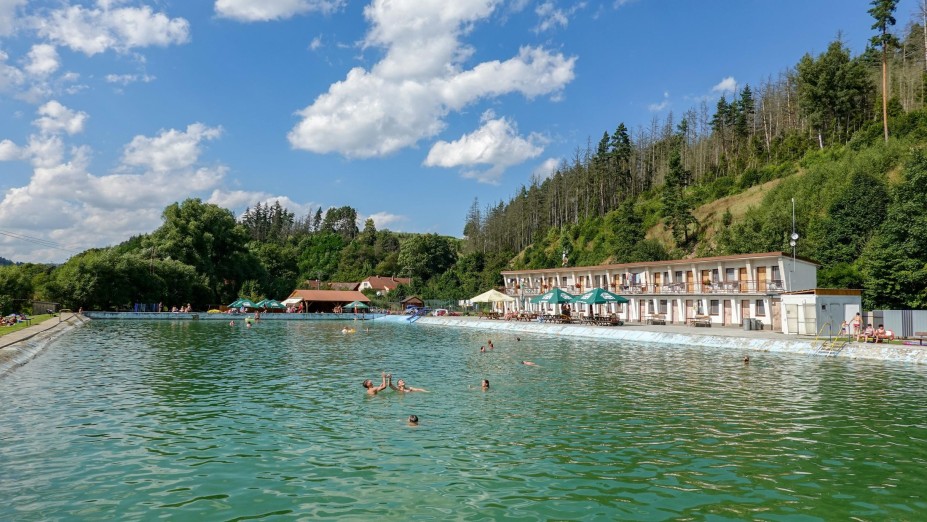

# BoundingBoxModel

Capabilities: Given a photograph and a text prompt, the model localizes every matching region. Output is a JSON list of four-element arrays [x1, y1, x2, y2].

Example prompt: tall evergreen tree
[[869, 0, 900, 143]]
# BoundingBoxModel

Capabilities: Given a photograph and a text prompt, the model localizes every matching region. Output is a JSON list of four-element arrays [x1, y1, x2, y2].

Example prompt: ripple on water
[[1, 320, 927, 520]]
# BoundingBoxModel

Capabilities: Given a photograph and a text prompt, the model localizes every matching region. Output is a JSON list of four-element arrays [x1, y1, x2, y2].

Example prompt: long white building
[[501, 252, 820, 331]]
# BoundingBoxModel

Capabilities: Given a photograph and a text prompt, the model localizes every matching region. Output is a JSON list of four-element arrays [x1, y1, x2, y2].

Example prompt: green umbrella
[[229, 298, 257, 309], [529, 288, 575, 304], [343, 300, 370, 310], [262, 299, 286, 309], [572, 288, 629, 305]]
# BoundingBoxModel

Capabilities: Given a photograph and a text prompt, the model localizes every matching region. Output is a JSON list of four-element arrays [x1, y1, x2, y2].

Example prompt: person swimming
[[363, 373, 389, 395], [481, 379, 490, 390], [522, 361, 538, 366], [408, 415, 419, 426], [390, 377, 428, 392]]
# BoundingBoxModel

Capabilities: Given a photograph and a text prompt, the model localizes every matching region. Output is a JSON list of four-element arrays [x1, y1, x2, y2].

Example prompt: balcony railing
[[505, 279, 787, 297]]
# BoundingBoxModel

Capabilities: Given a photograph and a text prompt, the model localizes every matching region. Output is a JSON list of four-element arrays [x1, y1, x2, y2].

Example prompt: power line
[[0, 229, 81, 254]]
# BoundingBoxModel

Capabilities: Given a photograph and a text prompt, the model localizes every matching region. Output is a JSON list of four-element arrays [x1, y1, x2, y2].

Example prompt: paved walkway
[[0, 314, 86, 372]]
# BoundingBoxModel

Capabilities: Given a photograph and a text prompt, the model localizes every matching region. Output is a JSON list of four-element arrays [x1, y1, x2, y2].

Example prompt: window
[[659, 300, 668, 314], [675, 270, 683, 282], [725, 268, 736, 281], [755, 299, 766, 316], [710, 300, 720, 315], [771, 266, 781, 281]]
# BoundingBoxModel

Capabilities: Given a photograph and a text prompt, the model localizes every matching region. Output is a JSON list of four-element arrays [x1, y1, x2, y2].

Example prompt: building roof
[[502, 251, 819, 276], [362, 276, 411, 291], [328, 282, 360, 291], [286, 290, 371, 303]]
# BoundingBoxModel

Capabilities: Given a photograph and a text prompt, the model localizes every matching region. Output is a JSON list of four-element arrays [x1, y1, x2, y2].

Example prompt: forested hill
[[461, 7, 927, 310]]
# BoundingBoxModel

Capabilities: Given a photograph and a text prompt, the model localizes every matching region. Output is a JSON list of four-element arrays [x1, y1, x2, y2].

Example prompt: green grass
[[0, 314, 56, 337]]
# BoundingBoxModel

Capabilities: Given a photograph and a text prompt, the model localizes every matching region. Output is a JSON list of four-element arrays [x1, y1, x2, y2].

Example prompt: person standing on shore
[[851, 313, 862, 340]]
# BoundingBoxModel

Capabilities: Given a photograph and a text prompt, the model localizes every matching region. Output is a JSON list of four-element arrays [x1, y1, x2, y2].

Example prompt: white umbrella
[[470, 289, 516, 314], [470, 289, 516, 303]]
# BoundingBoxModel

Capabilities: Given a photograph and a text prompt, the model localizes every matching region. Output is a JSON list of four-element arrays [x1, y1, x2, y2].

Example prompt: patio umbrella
[[343, 301, 370, 310], [260, 299, 286, 309], [470, 289, 515, 303], [529, 288, 575, 304], [229, 298, 257, 309], [572, 287, 629, 317], [572, 288, 629, 305], [470, 289, 515, 314]]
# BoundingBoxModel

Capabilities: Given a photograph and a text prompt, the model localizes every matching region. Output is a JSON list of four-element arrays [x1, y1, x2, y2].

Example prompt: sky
[[0, 0, 920, 264]]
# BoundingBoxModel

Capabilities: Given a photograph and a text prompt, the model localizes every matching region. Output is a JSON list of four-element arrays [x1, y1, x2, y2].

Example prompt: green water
[[1, 320, 926, 521]]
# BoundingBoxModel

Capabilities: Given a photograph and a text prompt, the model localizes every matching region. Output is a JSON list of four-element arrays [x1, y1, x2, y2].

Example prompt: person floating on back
[[390, 376, 428, 392]]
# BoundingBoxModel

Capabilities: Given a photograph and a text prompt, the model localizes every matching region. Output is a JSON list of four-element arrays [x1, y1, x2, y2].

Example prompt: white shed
[[780, 289, 862, 336]]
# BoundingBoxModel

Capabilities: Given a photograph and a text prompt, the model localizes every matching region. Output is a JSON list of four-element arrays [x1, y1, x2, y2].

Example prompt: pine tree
[[869, 0, 900, 142]]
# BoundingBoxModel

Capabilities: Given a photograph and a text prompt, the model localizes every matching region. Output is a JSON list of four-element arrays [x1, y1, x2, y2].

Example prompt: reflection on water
[[2, 320, 927, 520]]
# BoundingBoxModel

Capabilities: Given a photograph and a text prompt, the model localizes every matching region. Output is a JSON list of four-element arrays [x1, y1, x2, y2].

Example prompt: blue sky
[[0, 0, 919, 263]]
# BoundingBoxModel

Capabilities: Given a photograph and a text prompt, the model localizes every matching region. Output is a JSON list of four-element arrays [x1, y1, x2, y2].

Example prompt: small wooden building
[[283, 290, 371, 313], [400, 296, 424, 309]]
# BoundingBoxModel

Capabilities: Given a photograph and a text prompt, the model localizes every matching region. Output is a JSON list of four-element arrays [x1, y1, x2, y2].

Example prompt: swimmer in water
[[363, 373, 389, 396], [480, 346, 486, 353], [408, 415, 419, 426], [743, 355, 750, 364], [521, 361, 538, 366], [390, 376, 428, 392], [481, 379, 490, 390]]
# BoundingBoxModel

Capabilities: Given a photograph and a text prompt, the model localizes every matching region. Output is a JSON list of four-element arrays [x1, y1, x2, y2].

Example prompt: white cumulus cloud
[[288, 0, 575, 159], [33, 100, 87, 135], [0, 0, 26, 37], [532, 157, 560, 181], [34, 3, 190, 56], [215, 0, 345, 22], [712, 76, 737, 94], [424, 111, 545, 184], [24, 43, 59, 77], [121, 123, 223, 173]]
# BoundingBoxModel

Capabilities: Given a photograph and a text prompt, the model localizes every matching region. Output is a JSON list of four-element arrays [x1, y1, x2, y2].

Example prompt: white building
[[501, 251, 822, 332]]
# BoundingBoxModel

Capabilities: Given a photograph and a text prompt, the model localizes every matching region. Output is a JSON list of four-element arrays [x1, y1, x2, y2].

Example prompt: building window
[[659, 300, 668, 314], [710, 300, 720, 315], [771, 266, 781, 282], [756, 299, 766, 316], [712, 269, 720, 282], [725, 268, 735, 281], [675, 270, 683, 282]]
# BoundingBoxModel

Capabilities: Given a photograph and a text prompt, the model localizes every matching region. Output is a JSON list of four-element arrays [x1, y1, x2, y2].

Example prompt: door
[[686, 271, 694, 293], [740, 299, 750, 322], [739, 267, 748, 293], [757, 266, 767, 292], [723, 300, 732, 326]]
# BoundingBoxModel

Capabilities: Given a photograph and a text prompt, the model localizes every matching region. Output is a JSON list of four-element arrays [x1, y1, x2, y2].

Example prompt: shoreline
[[0, 314, 87, 378], [393, 315, 927, 365]]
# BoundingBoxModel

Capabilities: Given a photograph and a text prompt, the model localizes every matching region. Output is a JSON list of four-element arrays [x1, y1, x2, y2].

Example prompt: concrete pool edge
[[390, 316, 927, 365], [0, 315, 86, 378]]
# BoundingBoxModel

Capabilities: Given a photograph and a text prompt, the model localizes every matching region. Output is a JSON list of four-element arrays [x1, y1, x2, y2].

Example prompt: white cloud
[[532, 157, 560, 181], [0, 50, 25, 92], [24, 43, 59, 77], [648, 90, 669, 111], [364, 211, 406, 229], [288, 0, 575, 159], [215, 0, 345, 22], [309, 35, 323, 51], [33, 100, 88, 135], [0, 139, 23, 161], [0, 122, 240, 263], [424, 111, 545, 184], [0, 0, 26, 36], [712, 76, 737, 94], [121, 123, 223, 173], [34, 4, 190, 56], [105, 73, 155, 85], [535, 1, 585, 32]]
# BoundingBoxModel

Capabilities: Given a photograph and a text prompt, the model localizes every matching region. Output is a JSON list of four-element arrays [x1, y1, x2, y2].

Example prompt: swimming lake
[[2, 319, 926, 520]]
